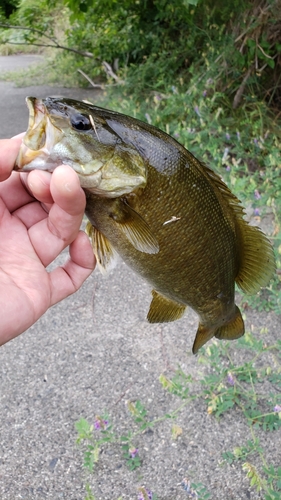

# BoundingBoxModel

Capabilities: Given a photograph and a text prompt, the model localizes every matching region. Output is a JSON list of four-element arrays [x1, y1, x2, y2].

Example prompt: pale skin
[[0, 136, 96, 345]]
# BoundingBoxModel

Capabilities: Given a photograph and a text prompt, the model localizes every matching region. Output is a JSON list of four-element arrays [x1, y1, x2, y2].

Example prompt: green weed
[[76, 327, 281, 499], [84, 483, 123, 500], [163, 334, 281, 497]]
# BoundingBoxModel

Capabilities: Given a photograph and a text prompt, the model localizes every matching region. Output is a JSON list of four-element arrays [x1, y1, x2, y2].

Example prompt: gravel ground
[[0, 55, 280, 500]]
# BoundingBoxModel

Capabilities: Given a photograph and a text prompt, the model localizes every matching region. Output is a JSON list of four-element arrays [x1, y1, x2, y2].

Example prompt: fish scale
[[15, 97, 276, 353]]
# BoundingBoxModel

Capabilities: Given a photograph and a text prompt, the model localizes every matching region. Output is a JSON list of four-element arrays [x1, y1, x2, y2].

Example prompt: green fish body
[[15, 97, 276, 353]]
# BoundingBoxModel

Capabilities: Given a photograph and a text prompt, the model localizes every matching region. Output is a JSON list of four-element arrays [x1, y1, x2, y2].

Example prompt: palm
[[0, 166, 95, 345], [0, 189, 52, 331]]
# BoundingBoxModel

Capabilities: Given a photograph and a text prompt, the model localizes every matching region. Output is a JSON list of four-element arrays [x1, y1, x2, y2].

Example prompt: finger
[[48, 231, 96, 306], [26, 170, 53, 205], [0, 172, 35, 212], [0, 136, 24, 182], [13, 200, 49, 229], [28, 166, 86, 266], [50, 165, 85, 216]]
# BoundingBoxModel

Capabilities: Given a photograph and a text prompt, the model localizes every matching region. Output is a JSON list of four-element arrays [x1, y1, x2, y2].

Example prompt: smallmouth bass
[[15, 97, 276, 353]]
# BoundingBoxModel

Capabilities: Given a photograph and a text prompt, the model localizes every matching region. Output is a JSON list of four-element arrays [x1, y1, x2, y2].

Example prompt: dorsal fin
[[235, 222, 276, 294], [196, 159, 245, 222], [197, 160, 276, 293]]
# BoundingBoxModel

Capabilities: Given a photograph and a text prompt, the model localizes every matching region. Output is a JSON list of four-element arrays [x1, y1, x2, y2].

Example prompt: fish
[[14, 96, 276, 354]]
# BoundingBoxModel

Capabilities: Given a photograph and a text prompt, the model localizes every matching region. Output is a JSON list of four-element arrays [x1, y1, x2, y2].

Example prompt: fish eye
[[70, 113, 92, 131]]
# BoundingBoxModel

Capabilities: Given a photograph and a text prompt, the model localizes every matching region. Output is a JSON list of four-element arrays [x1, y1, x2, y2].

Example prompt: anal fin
[[147, 290, 186, 323], [86, 221, 118, 274]]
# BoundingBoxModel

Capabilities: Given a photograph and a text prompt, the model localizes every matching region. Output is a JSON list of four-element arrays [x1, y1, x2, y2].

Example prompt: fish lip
[[26, 96, 46, 126], [15, 97, 64, 171]]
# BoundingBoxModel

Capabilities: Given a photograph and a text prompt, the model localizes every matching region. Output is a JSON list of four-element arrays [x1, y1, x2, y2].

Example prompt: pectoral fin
[[86, 221, 118, 274], [147, 290, 186, 323], [111, 200, 159, 254]]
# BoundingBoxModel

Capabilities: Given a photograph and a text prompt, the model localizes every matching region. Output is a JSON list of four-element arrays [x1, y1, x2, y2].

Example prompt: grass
[[0, 41, 105, 87], [0, 50, 85, 87], [75, 327, 281, 499]]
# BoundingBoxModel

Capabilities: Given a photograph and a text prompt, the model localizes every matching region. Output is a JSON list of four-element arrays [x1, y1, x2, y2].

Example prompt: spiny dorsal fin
[[235, 223, 276, 294], [196, 159, 245, 219], [147, 290, 186, 323], [86, 221, 118, 274]]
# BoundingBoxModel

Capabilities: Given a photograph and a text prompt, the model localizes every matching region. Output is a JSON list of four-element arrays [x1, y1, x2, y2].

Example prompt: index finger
[[0, 135, 25, 182]]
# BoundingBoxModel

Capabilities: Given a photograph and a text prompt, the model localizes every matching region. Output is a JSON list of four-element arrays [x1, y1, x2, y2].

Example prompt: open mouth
[[15, 97, 63, 171]]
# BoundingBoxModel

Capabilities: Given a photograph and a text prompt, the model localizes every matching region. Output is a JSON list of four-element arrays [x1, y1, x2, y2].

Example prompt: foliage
[[2, 1, 280, 308], [83, 483, 123, 500], [0, 0, 19, 18], [1, 0, 281, 108], [204, 339, 281, 498]]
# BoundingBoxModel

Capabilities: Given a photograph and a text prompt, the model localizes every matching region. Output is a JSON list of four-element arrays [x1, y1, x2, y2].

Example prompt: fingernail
[[11, 132, 25, 139], [64, 182, 72, 192]]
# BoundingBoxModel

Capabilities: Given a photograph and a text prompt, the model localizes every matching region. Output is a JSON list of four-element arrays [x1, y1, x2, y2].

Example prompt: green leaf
[[183, 0, 200, 5], [267, 58, 275, 69]]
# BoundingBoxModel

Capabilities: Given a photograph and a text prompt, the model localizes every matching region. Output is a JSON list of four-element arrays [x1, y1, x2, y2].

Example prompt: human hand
[[0, 136, 96, 345]]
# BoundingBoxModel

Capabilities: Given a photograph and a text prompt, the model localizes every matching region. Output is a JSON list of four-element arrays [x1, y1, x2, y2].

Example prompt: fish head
[[15, 97, 147, 197]]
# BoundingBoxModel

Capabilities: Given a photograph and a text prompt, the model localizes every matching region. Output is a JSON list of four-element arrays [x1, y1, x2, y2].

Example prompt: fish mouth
[[15, 97, 63, 171]]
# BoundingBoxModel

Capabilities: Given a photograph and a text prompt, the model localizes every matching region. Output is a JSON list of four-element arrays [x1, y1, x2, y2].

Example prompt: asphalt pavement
[[0, 55, 280, 500]]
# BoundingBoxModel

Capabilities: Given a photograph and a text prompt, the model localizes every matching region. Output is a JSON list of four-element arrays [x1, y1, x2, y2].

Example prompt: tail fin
[[214, 306, 244, 340], [192, 323, 216, 354], [192, 306, 245, 354]]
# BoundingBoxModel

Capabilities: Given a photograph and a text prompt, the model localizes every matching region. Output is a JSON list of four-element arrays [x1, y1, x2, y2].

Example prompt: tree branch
[[232, 66, 253, 109], [102, 61, 125, 84], [77, 68, 105, 89], [0, 23, 94, 58]]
